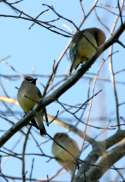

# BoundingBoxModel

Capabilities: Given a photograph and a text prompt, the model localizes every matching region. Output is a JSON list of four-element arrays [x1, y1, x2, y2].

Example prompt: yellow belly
[[72, 31, 98, 70], [17, 83, 41, 113], [78, 31, 97, 60]]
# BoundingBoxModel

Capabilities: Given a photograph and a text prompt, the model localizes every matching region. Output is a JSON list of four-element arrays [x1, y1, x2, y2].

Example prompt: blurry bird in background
[[69, 27, 106, 73], [52, 132, 80, 173], [17, 76, 46, 135]]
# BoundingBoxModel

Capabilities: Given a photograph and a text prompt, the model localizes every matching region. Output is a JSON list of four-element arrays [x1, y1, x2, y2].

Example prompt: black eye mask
[[25, 76, 37, 85]]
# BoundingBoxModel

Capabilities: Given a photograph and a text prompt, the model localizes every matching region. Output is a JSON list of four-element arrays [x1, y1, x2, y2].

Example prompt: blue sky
[[0, 0, 125, 181]]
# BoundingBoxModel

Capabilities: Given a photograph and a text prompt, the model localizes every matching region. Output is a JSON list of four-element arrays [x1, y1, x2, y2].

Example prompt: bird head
[[24, 76, 37, 85]]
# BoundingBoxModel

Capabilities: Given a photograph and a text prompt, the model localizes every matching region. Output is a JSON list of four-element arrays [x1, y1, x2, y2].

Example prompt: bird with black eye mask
[[17, 76, 46, 135]]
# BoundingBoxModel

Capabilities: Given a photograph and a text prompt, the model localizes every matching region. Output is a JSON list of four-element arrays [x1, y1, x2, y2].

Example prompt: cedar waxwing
[[17, 76, 46, 135], [69, 28, 106, 73], [52, 133, 80, 173]]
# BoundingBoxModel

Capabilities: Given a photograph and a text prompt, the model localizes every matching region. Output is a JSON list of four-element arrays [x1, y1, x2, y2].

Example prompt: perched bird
[[52, 133, 80, 173], [17, 76, 46, 135], [69, 27, 106, 73]]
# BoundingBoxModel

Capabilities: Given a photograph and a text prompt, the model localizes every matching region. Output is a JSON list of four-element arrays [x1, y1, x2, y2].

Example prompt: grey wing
[[69, 31, 84, 63], [69, 43, 79, 73], [69, 42, 78, 63], [36, 87, 42, 98]]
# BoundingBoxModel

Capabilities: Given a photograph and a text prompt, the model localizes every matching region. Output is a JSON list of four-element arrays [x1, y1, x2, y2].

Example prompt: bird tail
[[69, 57, 81, 74], [69, 63, 74, 74], [34, 111, 46, 135]]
